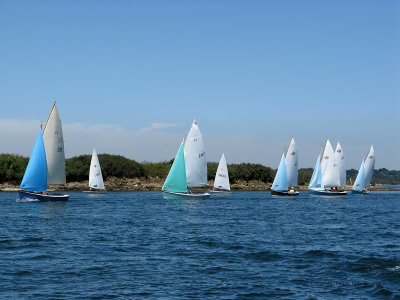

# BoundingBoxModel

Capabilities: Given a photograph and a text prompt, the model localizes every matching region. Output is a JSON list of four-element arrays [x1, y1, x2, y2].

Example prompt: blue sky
[[0, 0, 399, 169]]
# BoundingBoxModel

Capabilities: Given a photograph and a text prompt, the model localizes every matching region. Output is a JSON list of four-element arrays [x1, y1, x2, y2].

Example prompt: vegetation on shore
[[0, 153, 399, 186]]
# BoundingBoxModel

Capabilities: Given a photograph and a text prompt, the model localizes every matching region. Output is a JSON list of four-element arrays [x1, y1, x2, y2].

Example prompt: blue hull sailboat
[[271, 152, 299, 196], [162, 141, 210, 200], [19, 129, 69, 202]]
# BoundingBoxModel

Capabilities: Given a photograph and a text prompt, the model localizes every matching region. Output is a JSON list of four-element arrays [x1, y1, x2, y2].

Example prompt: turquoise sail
[[271, 153, 288, 192], [352, 159, 366, 191], [20, 129, 48, 192], [308, 155, 324, 190], [162, 142, 188, 193]]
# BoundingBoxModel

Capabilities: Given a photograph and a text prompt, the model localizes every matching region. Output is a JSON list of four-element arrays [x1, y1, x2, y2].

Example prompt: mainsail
[[335, 141, 346, 186], [214, 153, 230, 191], [363, 145, 375, 187], [321, 139, 340, 187], [42, 102, 66, 184], [285, 137, 298, 187], [271, 153, 288, 192], [89, 148, 105, 190], [184, 120, 207, 187]]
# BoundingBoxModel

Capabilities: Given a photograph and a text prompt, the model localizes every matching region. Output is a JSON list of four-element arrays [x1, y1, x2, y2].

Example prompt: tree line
[[0, 153, 398, 185]]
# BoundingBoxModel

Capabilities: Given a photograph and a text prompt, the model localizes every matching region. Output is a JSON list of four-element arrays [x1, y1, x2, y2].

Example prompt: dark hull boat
[[19, 103, 69, 202], [309, 189, 347, 196], [19, 190, 69, 202], [351, 189, 369, 194], [271, 190, 299, 196]]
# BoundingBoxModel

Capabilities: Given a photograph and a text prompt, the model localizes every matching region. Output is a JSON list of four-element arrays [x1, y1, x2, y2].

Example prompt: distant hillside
[[0, 153, 398, 185]]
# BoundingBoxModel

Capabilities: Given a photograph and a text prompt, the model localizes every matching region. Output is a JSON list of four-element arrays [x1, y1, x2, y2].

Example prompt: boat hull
[[162, 190, 210, 200], [271, 190, 299, 196], [308, 189, 347, 196], [19, 190, 70, 202], [351, 189, 369, 194], [209, 189, 232, 194], [82, 189, 107, 193]]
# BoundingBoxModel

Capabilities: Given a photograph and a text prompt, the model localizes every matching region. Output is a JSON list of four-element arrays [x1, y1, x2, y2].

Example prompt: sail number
[[218, 174, 227, 178], [198, 152, 205, 158]]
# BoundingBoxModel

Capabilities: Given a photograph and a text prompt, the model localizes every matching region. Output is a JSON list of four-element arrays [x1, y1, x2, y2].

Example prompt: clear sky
[[0, 0, 399, 169]]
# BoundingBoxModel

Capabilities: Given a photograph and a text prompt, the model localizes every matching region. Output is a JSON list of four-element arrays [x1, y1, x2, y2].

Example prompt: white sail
[[335, 141, 346, 186], [214, 153, 230, 191], [285, 137, 298, 187], [184, 120, 207, 187], [42, 102, 66, 184], [89, 148, 105, 190], [321, 139, 340, 187], [364, 145, 375, 187]]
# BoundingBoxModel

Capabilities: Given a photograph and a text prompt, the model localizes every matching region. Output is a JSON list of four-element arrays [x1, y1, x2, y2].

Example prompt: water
[[1, 191, 399, 299]]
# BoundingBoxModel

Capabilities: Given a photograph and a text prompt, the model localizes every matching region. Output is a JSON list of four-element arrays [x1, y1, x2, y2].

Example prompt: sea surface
[[0, 191, 399, 299]]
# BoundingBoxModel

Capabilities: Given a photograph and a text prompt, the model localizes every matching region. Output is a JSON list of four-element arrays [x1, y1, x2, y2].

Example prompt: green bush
[[0, 154, 29, 183], [66, 154, 147, 181]]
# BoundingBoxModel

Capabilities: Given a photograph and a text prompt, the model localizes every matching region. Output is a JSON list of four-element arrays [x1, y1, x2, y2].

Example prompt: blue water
[[0, 191, 399, 299]]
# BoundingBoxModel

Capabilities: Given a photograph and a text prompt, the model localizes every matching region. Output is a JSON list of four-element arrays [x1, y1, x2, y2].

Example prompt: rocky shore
[[1, 177, 398, 192]]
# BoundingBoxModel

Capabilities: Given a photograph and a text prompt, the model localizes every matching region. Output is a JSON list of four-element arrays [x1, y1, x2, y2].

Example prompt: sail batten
[[214, 153, 230, 191], [42, 103, 66, 184], [184, 120, 207, 187], [89, 148, 105, 190]]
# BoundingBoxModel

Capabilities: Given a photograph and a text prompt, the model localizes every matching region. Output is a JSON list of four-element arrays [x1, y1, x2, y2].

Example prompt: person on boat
[[188, 188, 192, 194]]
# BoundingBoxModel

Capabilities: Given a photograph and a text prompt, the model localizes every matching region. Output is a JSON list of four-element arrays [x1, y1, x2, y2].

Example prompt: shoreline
[[1, 177, 399, 192]]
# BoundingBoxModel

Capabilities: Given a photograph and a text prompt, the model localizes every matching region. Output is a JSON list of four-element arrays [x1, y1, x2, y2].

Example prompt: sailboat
[[212, 153, 231, 192], [308, 139, 346, 195], [271, 153, 299, 196], [183, 120, 210, 196], [352, 145, 375, 194], [19, 103, 69, 201], [270, 137, 299, 196], [161, 140, 210, 199], [84, 148, 106, 192]]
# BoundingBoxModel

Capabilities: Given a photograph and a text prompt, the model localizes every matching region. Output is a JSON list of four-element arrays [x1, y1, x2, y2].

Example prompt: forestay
[[89, 148, 105, 190], [184, 120, 207, 187], [214, 153, 230, 191], [42, 103, 66, 184]]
